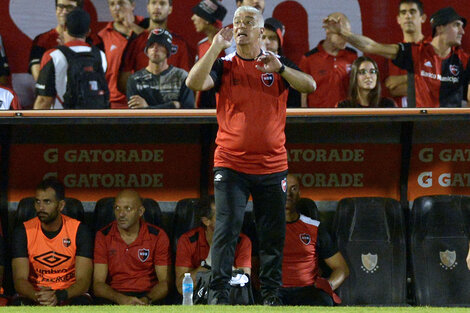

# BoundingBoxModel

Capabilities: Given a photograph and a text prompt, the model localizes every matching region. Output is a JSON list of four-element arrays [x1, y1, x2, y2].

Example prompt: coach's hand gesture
[[256, 51, 283, 73], [213, 27, 233, 51]]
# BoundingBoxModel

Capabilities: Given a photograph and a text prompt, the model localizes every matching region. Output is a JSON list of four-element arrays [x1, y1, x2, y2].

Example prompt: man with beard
[[11, 178, 93, 306], [93, 190, 171, 305], [118, 0, 191, 94]]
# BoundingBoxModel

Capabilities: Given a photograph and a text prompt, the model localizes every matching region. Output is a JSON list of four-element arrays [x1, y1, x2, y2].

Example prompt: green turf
[[0, 306, 468, 313]]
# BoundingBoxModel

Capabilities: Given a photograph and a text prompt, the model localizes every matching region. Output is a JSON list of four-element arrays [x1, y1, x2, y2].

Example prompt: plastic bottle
[[182, 272, 193, 305]]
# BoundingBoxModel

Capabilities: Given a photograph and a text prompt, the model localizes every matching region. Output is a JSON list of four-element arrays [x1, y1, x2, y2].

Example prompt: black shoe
[[263, 295, 283, 306]]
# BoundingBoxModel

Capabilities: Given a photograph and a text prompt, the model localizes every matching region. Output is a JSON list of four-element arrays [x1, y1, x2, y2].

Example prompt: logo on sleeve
[[299, 233, 311, 245], [62, 238, 71, 247], [261, 73, 274, 87], [449, 65, 459, 76], [138, 248, 150, 262]]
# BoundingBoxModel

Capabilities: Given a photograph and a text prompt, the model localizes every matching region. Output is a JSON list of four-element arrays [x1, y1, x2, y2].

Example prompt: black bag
[[194, 269, 254, 305], [57, 45, 109, 109]]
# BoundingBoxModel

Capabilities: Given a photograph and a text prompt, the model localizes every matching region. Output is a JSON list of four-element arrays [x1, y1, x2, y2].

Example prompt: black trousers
[[210, 167, 287, 299]]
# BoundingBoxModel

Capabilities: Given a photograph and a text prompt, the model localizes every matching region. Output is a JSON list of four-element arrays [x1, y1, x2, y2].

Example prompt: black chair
[[15, 197, 85, 226], [410, 195, 470, 306], [93, 197, 162, 233], [296, 197, 320, 220], [171, 198, 200, 254], [332, 197, 406, 305]]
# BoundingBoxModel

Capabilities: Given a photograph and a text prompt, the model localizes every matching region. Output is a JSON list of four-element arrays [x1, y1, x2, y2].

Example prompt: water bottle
[[182, 272, 193, 305]]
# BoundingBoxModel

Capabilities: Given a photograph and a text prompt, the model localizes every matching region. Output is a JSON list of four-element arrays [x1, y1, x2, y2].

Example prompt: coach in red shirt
[[186, 6, 315, 306], [93, 189, 171, 305]]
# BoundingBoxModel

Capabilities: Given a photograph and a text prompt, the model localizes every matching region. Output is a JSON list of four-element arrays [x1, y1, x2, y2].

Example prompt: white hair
[[234, 6, 264, 28]]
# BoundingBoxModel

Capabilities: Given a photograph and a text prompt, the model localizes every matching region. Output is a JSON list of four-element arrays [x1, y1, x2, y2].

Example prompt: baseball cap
[[145, 29, 175, 57], [192, 0, 227, 28], [430, 7, 467, 37], [264, 17, 285, 47], [65, 8, 90, 38]]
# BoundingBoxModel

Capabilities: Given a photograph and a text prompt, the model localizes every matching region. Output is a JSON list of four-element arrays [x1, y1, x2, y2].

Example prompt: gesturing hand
[[213, 27, 233, 51], [255, 51, 282, 73], [322, 16, 343, 35]]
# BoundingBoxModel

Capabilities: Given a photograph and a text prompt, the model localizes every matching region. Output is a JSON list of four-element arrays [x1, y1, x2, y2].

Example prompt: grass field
[[0, 306, 468, 313]]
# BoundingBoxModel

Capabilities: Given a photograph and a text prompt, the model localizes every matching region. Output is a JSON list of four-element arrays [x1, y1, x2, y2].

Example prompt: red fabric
[[94, 220, 171, 293], [175, 226, 251, 269], [299, 41, 357, 108], [214, 54, 289, 175], [315, 277, 341, 304]]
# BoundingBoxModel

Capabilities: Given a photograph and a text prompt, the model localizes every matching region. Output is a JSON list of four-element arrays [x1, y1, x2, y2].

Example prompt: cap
[[192, 0, 227, 29], [65, 8, 90, 38], [145, 28, 175, 57], [264, 17, 285, 47], [430, 7, 467, 36]]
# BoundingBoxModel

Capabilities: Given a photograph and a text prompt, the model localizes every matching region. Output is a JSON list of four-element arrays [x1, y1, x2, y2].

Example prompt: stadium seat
[[332, 197, 406, 305], [93, 197, 162, 233], [410, 195, 470, 306], [15, 197, 85, 226], [171, 198, 200, 253], [296, 197, 320, 220]]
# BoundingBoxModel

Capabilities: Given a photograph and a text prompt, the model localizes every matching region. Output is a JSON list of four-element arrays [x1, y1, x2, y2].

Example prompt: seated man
[[175, 196, 251, 295], [281, 174, 349, 306], [126, 29, 194, 109], [93, 189, 171, 305], [12, 178, 93, 306]]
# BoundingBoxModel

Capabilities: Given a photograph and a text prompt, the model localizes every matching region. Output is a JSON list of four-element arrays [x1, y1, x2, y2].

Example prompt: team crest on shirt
[[281, 178, 287, 192], [449, 65, 459, 76], [138, 248, 150, 262], [299, 233, 311, 245], [62, 238, 71, 247], [261, 73, 274, 87]]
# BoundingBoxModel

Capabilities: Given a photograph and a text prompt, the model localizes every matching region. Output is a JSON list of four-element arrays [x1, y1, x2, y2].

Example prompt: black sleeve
[[36, 59, 57, 97], [0, 36, 9, 77], [209, 59, 224, 92], [126, 75, 138, 100], [11, 225, 28, 259], [317, 223, 338, 260], [76, 223, 93, 259], [392, 43, 414, 72], [280, 56, 301, 88], [179, 80, 195, 108], [29, 39, 47, 72], [0, 234, 6, 266]]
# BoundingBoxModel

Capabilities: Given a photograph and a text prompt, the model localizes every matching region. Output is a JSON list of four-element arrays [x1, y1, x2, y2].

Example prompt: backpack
[[57, 45, 109, 109]]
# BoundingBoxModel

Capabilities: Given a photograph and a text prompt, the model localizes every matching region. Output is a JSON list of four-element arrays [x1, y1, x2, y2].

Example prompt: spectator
[[324, 6, 469, 107], [126, 29, 194, 109], [0, 34, 10, 86], [280, 174, 349, 306], [11, 178, 93, 306], [97, 0, 145, 109], [34, 8, 108, 110], [29, 0, 83, 81], [93, 189, 171, 305], [262, 17, 301, 107], [338, 56, 396, 108], [299, 12, 357, 108], [191, 0, 227, 108], [118, 0, 191, 94], [385, 0, 427, 107], [186, 6, 315, 305], [175, 196, 251, 295], [0, 85, 21, 110]]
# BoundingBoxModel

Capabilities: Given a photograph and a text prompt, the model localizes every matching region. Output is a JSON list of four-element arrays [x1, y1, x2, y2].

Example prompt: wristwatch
[[278, 64, 286, 74]]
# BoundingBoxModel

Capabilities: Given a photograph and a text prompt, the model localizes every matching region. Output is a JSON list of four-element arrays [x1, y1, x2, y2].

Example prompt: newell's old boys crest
[[440, 250, 457, 270], [63, 238, 71, 247], [300, 233, 311, 245], [361, 253, 378, 273], [138, 249, 150, 262], [449, 65, 459, 76], [261, 73, 274, 87], [281, 178, 287, 192]]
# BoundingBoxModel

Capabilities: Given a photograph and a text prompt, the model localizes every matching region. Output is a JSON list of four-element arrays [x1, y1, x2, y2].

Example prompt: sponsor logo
[[138, 248, 150, 262], [449, 64, 459, 76], [440, 250, 457, 270], [62, 238, 71, 248], [418, 171, 433, 188], [33, 251, 71, 268], [420, 70, 459, 83], [261, 73, 274, 87], [424, 60, 432, 68], [110, 44, 117, 52], [281, 178, 287, 192], [299, 233, 311, 245], [214, 173, 223, 182], [361, 253, 379, 273]]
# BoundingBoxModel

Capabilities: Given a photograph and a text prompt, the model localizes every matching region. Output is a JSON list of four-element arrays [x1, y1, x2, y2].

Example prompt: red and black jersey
[[29, 29, 60, 72], [175, 226, 251, 269], [210, 51, 291, 174], [299, 41, 357, 108], [94, 220, 171, 293], [282, 214, 337, 288], [393, 42, 470, 107], [0, 86, 20, 110], [121, 29, 191, 73]]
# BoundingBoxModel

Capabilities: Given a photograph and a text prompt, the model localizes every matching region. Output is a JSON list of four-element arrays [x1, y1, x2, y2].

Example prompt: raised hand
[[255, 51, 282, 73], [322, 16, 343, 35], [212, 27, 233, 51]]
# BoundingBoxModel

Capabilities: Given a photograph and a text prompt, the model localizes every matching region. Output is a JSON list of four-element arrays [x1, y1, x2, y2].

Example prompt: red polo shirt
[[94, 220, 171, 293]]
